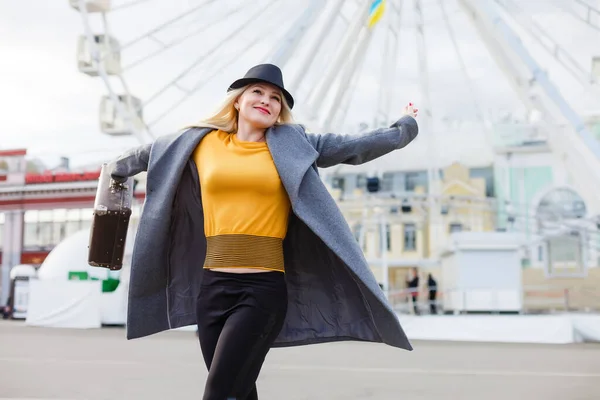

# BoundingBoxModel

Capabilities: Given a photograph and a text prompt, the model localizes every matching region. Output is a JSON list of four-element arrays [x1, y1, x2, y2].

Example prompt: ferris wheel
[[69, 0, 600, 190], [68, 0, 600, 281], [70, 0, 378, 144]]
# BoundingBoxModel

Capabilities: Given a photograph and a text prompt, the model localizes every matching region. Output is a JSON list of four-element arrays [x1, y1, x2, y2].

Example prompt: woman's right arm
[[107, 143, 152, 183]]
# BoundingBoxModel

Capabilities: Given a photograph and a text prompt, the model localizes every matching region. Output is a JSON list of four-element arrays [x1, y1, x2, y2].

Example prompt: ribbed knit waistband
[[204, 234, 285, 272]]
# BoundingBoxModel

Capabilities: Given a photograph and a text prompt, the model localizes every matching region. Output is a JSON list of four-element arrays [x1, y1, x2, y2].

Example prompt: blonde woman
[[107, 63, 419, 399]]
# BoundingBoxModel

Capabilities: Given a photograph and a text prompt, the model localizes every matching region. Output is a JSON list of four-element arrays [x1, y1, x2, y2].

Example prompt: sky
[[1, 0, 599, 171]]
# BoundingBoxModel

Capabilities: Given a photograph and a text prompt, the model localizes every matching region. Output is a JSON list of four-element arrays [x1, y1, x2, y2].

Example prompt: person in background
[[2, 295, 13, 320], [407, 268, 420, 315], [428, 273, 438, 314]]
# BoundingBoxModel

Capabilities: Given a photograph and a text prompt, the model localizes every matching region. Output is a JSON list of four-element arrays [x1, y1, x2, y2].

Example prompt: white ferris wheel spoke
[[439, 0, 493, 146], [147, 0, 289, 127], [549, 0, 600, 32], [495, 0, 598, 87], [574, 0, 600, 31], [114, 0, 220, 54], [123, 1, 255, 71], [141, 0, 280, 110]]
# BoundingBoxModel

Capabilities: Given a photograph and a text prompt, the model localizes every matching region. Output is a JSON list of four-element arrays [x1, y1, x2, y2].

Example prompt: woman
[[107, 63, 419, 399]]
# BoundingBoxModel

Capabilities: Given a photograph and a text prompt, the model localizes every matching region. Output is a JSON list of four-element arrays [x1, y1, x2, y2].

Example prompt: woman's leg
[[198, 271, 287, 400], [196, 296, 259, 400], [196, 302, 225, 372], [196, 270, 230, 371], [234, 307, 287, 400]]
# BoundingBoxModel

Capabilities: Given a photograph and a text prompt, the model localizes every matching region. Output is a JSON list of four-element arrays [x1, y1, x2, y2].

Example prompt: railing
[[389, 285, 600, 315]]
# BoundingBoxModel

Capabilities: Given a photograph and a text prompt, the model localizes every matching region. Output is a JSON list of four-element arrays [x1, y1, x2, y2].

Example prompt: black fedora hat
[[228, 63, 294, 109]]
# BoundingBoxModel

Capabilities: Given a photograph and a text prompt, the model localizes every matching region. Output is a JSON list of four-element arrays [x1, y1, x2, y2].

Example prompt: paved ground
[[1, 321, 599, 400]]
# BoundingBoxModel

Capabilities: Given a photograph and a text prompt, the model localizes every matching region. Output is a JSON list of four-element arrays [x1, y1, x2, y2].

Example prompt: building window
[[37, 210, 54, 248], [356, 174, 367, 190], [386, 224, 391, 251], [381, 172, 394, 192], [23, 210, 41, 249], [548, 236, 579, 263], [469, 167, 494, 197], [23, 210, 55, 250], [0, 157, 24, 174], [449, 223, 463, 233], [538, 245, 544, 261], [403, 223, 416, 251], [331, 176, 345, 191], [405, 171, 427, 192], [23, 208, 96, 250]]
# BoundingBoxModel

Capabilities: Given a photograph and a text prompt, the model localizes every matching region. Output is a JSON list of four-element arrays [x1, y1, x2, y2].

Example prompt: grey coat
[[108, 116, 418, 350]]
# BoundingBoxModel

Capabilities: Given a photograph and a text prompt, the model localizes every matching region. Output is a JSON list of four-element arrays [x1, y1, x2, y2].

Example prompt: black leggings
[[196, 269, 288, 400]]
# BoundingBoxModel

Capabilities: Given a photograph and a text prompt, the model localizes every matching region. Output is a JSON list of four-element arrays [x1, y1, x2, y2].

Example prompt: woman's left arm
[[305, 114, 418, 168], [107, 143, 152, 183]]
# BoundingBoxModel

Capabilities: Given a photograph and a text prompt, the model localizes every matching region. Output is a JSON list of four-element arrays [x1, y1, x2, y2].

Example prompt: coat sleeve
[[107, 143, 152, 183], [303, 115, 418, 168]]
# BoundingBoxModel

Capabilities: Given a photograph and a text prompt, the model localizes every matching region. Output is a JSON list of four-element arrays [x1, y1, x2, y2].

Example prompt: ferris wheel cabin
[[77, 35, 121, 76], [99, 95, 143, 136], [69, 0, 111, 13]]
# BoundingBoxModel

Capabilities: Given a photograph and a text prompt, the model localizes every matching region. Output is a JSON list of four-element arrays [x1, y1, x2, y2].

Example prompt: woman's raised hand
[[403, 102, 418, 118]]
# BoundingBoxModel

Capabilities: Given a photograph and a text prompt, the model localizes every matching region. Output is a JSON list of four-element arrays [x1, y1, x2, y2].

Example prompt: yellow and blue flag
[[368, 0, 386, 28]]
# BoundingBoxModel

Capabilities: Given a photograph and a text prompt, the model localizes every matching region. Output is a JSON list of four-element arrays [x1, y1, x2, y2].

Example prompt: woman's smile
[[255, 106, 270, 115]]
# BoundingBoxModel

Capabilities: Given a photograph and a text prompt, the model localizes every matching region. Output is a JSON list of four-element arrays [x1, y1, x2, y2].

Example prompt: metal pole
[[359, 208, 367, 252], [0, 211, 24, 306], [414, 0, 439, 256], [380, 212, 390, 299], [0, 213, 14, 305]]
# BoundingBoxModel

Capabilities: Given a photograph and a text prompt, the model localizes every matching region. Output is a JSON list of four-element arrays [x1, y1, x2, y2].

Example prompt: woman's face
[[235, 83, 283, 129]]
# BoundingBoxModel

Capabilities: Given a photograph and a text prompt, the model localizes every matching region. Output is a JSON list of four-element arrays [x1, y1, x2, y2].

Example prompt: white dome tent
[[25, 228, 135, 329]]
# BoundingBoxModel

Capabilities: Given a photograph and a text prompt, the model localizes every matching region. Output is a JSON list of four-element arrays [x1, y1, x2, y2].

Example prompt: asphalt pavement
[[1, 321, 599, 399]]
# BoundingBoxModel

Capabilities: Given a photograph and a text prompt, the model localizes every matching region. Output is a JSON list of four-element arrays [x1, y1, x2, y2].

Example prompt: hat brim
[[228, 78, 294, 109]]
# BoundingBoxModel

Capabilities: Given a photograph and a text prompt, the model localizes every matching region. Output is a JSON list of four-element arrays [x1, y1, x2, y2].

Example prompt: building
[[0, 149, 145, 303], [331, 161, 495, 295], [1, 129, 599, 312], [323, 122, 600, 312]]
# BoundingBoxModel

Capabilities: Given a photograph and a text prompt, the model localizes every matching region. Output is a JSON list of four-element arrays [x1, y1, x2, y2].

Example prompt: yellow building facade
[[332, 162, 495, 296]]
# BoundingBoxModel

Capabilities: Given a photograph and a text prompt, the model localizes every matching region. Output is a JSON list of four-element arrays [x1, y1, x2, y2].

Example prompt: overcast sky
[[1, 0, 599, 170]]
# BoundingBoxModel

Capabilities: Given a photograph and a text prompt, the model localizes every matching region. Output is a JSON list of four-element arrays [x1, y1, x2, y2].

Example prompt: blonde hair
[[187, 84, 294, 132]]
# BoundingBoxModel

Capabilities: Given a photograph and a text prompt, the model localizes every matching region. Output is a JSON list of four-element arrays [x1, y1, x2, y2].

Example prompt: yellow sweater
[[192, 130, 291, 272]]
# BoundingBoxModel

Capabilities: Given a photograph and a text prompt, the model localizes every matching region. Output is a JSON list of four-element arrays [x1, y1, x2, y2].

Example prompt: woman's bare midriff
[[206, 267, 277, 274]]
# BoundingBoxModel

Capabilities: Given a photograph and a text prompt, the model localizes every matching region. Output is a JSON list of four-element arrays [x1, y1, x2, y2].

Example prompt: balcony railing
[[389, 285, 600, 315]]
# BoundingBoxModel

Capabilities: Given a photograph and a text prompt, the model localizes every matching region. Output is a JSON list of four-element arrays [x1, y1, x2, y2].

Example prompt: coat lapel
[[266, 124, 319, 202], [150, 127, 212, 176]]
